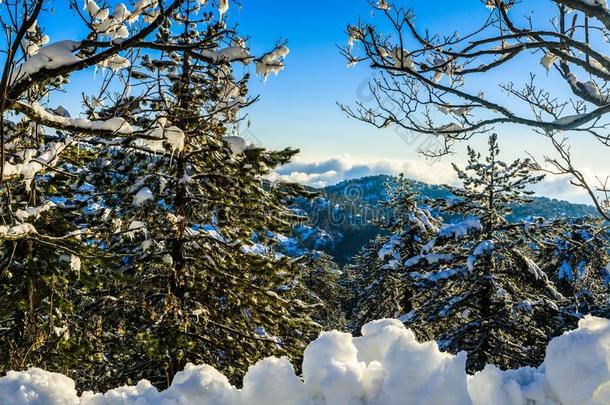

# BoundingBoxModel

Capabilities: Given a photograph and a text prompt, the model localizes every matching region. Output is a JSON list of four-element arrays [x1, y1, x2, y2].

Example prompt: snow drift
[[2, 316, 610, 404]]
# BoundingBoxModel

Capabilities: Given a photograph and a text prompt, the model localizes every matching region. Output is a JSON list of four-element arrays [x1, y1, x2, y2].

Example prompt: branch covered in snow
[[13, 102, 134, 135], [342, 0, 610, 214], [0, 223, 37, 241], [2, 0, 187, 103], [1, 137, 73, 187], [0, 222, 85, 242]]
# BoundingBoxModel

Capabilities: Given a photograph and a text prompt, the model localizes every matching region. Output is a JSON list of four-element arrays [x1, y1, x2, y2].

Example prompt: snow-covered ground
[[2, 315, 610, 404]]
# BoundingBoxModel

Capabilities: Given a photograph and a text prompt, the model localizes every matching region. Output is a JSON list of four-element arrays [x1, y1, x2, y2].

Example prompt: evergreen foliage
[[346, 135, 610, 373], [69, 1, 321, 389], [0, 0, 326, 391], [344, 174, 438, 332]]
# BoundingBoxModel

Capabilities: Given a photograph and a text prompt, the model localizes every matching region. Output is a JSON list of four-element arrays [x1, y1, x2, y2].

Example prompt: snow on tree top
[[10, 41, 81, 84], [438, 217, 482, 240]]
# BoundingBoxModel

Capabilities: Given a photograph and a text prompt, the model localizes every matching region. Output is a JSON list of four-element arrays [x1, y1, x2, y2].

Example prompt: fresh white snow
[[10, 41, 82, 84], [1, 137, 73, 190], [132, 187, 153, 207], [0, 223, 37, 240], [438, 217, 482, 240], [256, 46, 290, 79], [2, 316, 610, 404], [14, 201, 56, 222], [18, 102, 134, 135]]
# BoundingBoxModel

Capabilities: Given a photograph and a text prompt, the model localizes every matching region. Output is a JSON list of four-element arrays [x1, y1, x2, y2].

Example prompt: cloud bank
[[269, 155, 457, 189], [269, 155, 593, 204]]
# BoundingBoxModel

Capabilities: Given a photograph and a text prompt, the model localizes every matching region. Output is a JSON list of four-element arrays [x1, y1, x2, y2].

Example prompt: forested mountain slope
[[288, 175, 598, 264]]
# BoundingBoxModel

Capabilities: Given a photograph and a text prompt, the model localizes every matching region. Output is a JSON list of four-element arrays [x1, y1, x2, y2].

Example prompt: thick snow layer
[[133, 125, 185, 154], [2, 316, 610, 404], [10, 41, 82, 84], [223, 136, 253, 154], [0, 223, 37, 240], [18, 102, 134, 135], [15, 201, 56, 222], [438, 217, 482, 240], [2, 138, 72, 190], [256, 45, 290, 79], [378, 234, 401, 260]]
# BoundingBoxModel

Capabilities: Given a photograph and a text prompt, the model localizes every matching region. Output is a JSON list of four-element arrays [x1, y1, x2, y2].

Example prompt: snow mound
[[2, 316, 610, 404], [0, 368, 79, 405]]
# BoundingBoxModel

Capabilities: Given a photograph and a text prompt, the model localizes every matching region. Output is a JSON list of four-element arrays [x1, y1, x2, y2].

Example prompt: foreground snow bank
[[2, 316, 610, 405]]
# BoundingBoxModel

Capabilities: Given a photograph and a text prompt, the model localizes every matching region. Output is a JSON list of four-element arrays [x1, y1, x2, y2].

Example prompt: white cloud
[[269, 155, 457, 188], [530, 166, 609, 204], [531, 174, 588, 203], [269, 155, 599, 205]]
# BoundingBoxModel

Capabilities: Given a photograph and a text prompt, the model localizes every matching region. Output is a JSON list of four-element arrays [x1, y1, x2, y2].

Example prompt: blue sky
[[238, 0, 497, 161], [235, 1, 604, 202], [36, 1, 608, 202]]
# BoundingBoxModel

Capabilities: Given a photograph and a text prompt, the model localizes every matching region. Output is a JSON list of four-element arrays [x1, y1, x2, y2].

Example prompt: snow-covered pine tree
[[344, 174, 438, 332], [0, 0, 186, 378], [536, 216, 610, 317], [295, 251, 347, 332], [401, 134, 582, 373], [71, 0, 320, 389]]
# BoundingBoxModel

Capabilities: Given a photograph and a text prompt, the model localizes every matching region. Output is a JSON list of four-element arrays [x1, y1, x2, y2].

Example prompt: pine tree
[[537, 216, 610, 317], [296, 251, 347, 332], [0, 0, 213, 385], [401, 134, 604, 372], [0, 152, 90, 377], [0, 17, 105, 379], [344, 174, 438, 332], [70, 1, 319, 390]]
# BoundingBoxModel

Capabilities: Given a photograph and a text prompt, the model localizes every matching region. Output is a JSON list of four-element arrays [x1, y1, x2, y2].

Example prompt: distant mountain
[[288, 175, 599, 265]]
